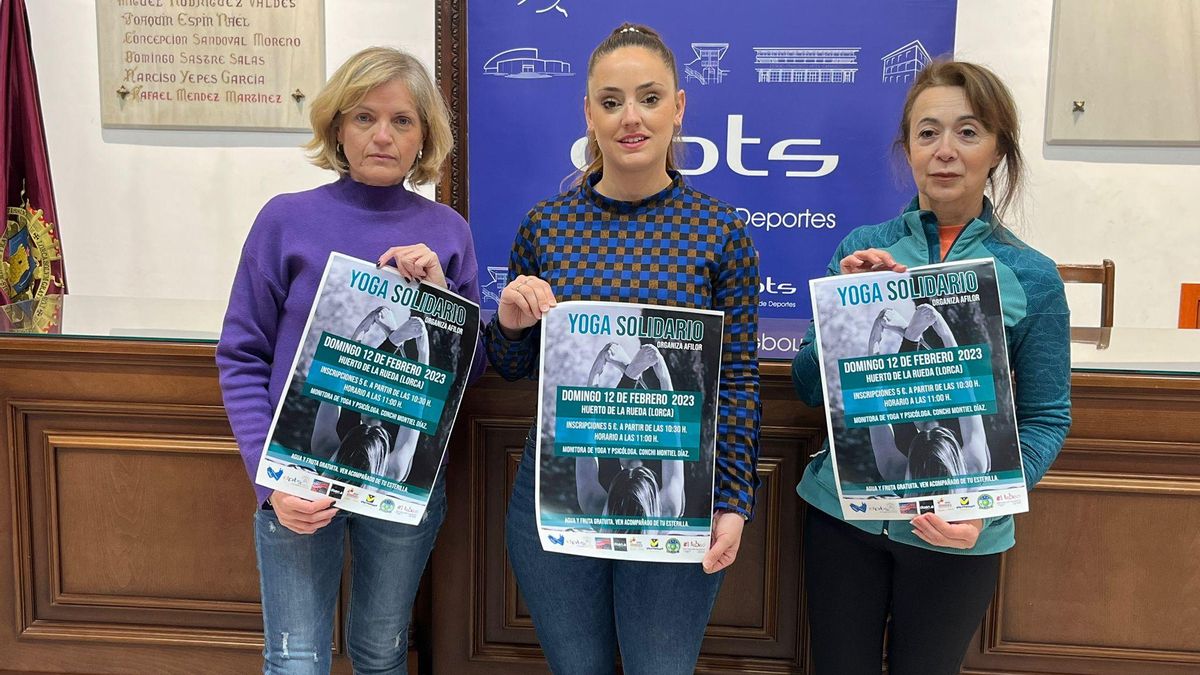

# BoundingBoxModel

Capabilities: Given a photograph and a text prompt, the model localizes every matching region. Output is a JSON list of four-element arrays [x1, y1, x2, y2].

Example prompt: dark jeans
[[804, 506, 1001, 675], [253, 477, 446, 674], [506, 439, 723, 674]]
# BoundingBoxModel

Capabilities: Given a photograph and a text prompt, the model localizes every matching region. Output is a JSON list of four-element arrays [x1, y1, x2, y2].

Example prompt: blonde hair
[[575, 23, 682, 187], [305, 47, 452, 186]]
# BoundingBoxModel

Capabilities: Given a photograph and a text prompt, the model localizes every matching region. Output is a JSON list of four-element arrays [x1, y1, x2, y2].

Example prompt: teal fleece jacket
[[791, 197, 1071, 555]]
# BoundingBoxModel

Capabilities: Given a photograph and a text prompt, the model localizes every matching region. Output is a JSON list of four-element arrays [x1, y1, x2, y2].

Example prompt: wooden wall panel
[[430, 370, 813, 674], [0, 339, 360, 674], [17, 409, 264, 638], [0, 340, 274, 673], [53, 442, 257, 603], [3, 338, 1199, 674], [964, 372, 1200, 675], [996, 477, 1200, 658]]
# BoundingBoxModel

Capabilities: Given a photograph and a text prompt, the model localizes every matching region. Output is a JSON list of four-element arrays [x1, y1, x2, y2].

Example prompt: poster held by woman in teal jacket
[[809, 257, 1028, 521]]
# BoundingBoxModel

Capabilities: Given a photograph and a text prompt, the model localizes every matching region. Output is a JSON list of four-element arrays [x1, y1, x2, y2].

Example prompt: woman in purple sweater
[[216, 47, 483, 673]]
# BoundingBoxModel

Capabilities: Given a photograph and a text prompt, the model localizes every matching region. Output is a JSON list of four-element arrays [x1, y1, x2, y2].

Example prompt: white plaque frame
[[96, 0, 325, 132]]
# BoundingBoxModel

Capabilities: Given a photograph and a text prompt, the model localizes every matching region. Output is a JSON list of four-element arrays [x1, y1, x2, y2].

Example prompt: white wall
[[956, 0, 1200, 328], [27, 0, 1200, 326]]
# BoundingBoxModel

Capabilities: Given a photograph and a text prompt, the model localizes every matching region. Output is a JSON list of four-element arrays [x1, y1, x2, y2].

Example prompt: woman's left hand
[[601, 342, 631, 366], [373, 306, 398, 332], [910, 514, 983, 549], [391, 316, 426, 342], [378, 244, 447, 288], [703, 511, 746, 574], [624, 344, 661, 378], [904, 304, 940, 340]]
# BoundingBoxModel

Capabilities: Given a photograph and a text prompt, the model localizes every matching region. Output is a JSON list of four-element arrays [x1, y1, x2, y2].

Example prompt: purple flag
[[1, 0, 66, 308]]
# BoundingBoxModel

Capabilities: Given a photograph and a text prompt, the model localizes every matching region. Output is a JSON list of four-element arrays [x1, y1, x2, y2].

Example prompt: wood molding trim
[[469, 417, 542, 664], [0, 337, 217, 369], [435, 0, 468, 218]]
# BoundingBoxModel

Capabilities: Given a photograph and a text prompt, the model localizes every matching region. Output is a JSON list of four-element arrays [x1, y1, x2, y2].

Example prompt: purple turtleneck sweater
[[216, 175, 485, 507]]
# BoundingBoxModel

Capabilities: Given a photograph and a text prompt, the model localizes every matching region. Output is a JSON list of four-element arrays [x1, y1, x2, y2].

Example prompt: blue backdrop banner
[[467, 0, 958, 359]]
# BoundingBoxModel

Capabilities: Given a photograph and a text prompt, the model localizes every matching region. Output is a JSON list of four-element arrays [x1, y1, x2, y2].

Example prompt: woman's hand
[[602, 342, 632, 367], [269, 491, 337, 535], [390, 316, 426, 343], [839, 248, 907, 275], [497, 274, 556, 339], [910, 513, 983, 549], [868, 308, 906, 355], [877, 308, 905, 333], [352, 306, 393, 342], [703, 511, 746, 574], [378, 244, 447, 288], [374, 306, 398, 333], [904, 304, 941, 341], [624, 344, 662, 379]]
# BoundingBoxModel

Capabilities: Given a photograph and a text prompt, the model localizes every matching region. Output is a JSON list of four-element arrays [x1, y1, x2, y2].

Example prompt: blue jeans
[[506, 439, 724, 675], [253, 477, 446, 674]]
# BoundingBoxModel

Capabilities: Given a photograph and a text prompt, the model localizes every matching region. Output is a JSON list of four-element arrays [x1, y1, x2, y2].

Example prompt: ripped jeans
[[252, 477, 446, 674]]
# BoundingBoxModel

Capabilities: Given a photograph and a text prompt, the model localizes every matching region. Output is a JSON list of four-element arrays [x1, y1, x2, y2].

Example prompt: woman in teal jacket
[[791, 60, 1071, 675]]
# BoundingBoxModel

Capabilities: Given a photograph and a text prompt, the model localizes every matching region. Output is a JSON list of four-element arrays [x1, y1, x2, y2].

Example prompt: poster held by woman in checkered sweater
[[534, 301, 724, 562]]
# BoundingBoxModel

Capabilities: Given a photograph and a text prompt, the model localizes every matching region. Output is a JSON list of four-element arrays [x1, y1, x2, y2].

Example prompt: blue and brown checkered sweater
[[483, 171, 762, 519]]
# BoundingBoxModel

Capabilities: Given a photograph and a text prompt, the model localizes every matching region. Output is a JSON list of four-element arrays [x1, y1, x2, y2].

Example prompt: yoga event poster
[[809, 258, 1028, 521], [255, 253, 479, 525], [535, 301, 723, 562]]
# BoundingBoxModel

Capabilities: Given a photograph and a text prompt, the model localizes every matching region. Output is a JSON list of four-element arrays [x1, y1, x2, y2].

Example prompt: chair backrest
[[1057, 259, 1115, 327], [1180, 283, 1200, 329]]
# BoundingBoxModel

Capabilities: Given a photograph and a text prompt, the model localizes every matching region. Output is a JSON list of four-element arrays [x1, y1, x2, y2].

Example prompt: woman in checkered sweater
[[481, 22, 761, 674]]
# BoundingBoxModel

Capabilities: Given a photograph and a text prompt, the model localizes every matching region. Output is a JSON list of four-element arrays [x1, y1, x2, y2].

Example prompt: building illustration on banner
[[516, 0, 569, 18], [881, 40, 931, 83], [684, 43, 730, 86], [481, 266, 510, 306], [752, 47, 861, 84], [483, 48, 574, 79]]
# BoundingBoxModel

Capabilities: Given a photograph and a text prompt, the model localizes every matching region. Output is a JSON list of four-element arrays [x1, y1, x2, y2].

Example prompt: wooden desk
[[1, 303, 1197, 674]]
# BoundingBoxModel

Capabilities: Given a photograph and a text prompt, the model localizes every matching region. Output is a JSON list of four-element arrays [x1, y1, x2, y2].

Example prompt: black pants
[[803, 507, 1001, 675]]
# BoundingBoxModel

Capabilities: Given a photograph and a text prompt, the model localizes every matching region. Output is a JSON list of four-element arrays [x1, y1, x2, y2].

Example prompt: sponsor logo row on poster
[[264, 462, 405, 516], [845, 489, 1026, 518], [545, 533, 710, 556]]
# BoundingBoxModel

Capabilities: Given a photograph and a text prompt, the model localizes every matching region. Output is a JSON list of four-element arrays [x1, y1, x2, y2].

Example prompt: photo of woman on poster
[[865, 305, 990, 483], [534, 304, 720, 540], [587, 341, 673, 391], [309, 306, 430, 482], [575, 457, 685, 532], [576, 341, 685, 531]]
